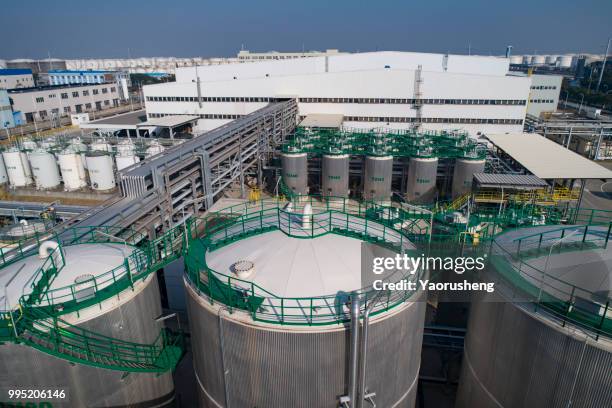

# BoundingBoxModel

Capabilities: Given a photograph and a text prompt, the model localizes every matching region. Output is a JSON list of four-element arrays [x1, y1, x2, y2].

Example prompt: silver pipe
[[348, 295, 361, 406], [357, 293, 382, 408]]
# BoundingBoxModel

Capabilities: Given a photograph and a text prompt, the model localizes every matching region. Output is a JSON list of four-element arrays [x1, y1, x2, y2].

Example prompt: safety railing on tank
[[489, 224, 612, 340], [184, 202, 426, 326]]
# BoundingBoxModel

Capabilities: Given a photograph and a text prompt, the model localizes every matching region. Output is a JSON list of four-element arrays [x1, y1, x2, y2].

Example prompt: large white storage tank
[[57, 148, 88, 191], [457, 225, 612, 408], [2, 148, 33, 187], [532, 55, 546, 65], [86, 152, 116, 191], [28, 149, 61, 189], [509, 55, 523, 64], [184, 199, 427, 407]]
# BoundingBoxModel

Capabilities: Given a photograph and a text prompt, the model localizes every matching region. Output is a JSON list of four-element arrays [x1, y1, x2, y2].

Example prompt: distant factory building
[[8, 82, 120, 123], [525, 74, 563, 117], [143, 51, 533, 135], [47, 70, 130, 100], [237, 48, 346, 61], [0, 69, 35, 90]]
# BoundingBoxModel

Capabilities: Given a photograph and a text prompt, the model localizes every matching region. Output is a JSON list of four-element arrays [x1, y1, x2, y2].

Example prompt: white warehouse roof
[[485, 133, 612, 180]]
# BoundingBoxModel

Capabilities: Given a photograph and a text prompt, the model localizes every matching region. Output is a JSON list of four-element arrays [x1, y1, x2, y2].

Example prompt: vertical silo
[[2, 148, 33, 187], [405, 157, 439, 203], [0, 231, 183, 407], [280, 152, 308, 196], [58, 148, 88, 191], [363, 155, 393, 202], [184, 200, 427, 407], [456, 225, 612, 408], [452, 158, 485, 198], [86, 152, 116, 191], [28, 149, 61, 190], [322, 154, 349, 198]]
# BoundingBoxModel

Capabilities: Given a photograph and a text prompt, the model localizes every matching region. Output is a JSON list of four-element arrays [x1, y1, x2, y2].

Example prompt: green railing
[[185, 201, 426, 326], [489, 224, 612, 340], [23, 244, 66, 307]]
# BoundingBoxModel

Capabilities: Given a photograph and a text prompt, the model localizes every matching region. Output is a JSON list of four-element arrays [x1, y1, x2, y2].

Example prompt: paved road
[[579, 161, 612, 212]]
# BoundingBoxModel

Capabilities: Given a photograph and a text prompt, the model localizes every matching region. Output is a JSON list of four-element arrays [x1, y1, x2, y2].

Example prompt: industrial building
[[142, 51, 532, 135], [0, 68, 35, 90], [46, 69, 130, 100], [525, 73, 563, 117], [236, 48, 346, 61], [8, 82, 121, 123]]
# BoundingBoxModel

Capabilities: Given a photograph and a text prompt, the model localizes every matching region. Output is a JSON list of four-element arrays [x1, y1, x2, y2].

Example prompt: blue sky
[[1, 0, 611, 59]]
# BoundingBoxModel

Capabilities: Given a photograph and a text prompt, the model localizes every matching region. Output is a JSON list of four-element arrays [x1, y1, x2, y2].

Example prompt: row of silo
[[280, 152, 485, 202]]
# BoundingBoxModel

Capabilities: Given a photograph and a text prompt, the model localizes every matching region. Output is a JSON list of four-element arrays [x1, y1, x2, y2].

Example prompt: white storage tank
[[86, 152, 116, 191], [145, 140, 165, 158], [20, 139, 38, 151], [0, 153, 8, 185], [545, 55, 558, 65], [58, 148, 88, 191], [509, 55, 523, 64], [532, 55, 546, 65], [558, 55, 573, 68], [116, 139, 136, 156], [70, 138, 88, 169], [2, 148, 33, 187], [28, 149, 61, 190]]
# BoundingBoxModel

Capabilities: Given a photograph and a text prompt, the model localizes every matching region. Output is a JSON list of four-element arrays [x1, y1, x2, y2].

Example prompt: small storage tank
[[0, 153, 8, 185], [39, 138, 57, 150], [322, 154, 349, 198], [545, 55, 558, 65], [522, 55, 533, 65], [20, 139, 38, 151], [533, 55, 546, 65], [86, 152, 116, 191], [116, 139, 136, 156], [452, 158, 485, 198], [509, 55, 523, 64], [406, 157, 438, 202], [280, 152, 308, 195], [456, 225, 612, 408], [58, 148, 88, 191], [558, 55, 574, 68], [363, 155, 393, 202], [184, 200, 426, 407], [0, 233, 180, 407], [28, 149, 61, 190], [70, 137, 89, 168], [2, 148, 33, 187], [116, 154, 140, 171], [145, 140, 165, 158]]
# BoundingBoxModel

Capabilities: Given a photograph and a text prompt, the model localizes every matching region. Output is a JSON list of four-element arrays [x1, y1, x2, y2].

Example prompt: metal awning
[[300, 114, 344, 128], [485, 132, 612, 180], [79, 110, 148, 130], [473, 173, 549, 190], [137, 115, 199, 128]]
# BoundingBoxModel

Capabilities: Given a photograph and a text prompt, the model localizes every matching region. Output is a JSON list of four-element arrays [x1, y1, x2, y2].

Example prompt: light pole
[[537, 229, 580, 306], [578, 93, 585, 114]]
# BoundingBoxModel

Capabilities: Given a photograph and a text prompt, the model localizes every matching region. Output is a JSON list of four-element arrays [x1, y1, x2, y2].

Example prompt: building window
[[61, 93, 68, 99], [64, 106, 71, 113], [85, 103, 92, 109], [104, 100, 110, 106], [110, 87, 116, 92], [102, 88, 108, 94], [83, 90, 89, 96], [72, 91, 79, 97], [35, 97, 44, 103], [93, 89, 99, 95]]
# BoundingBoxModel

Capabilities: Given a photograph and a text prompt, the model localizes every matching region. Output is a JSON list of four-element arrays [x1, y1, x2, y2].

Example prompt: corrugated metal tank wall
[[405, 157, 438, 202], [456, 290, 612, 408], [281, 152, 309, 195], [186, 283, 426, 408], [0, 274, 175, 408], [363, 156, 393, 201], [322, 154, 349, 198]]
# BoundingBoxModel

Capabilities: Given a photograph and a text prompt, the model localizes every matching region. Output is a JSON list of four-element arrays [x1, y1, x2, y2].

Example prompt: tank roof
[[207, 231, 363, 298], [0, 243, 134, 309]]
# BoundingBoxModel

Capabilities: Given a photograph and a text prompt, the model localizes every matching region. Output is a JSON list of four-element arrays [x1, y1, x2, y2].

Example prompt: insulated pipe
[[348, 295, 361, 406]]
